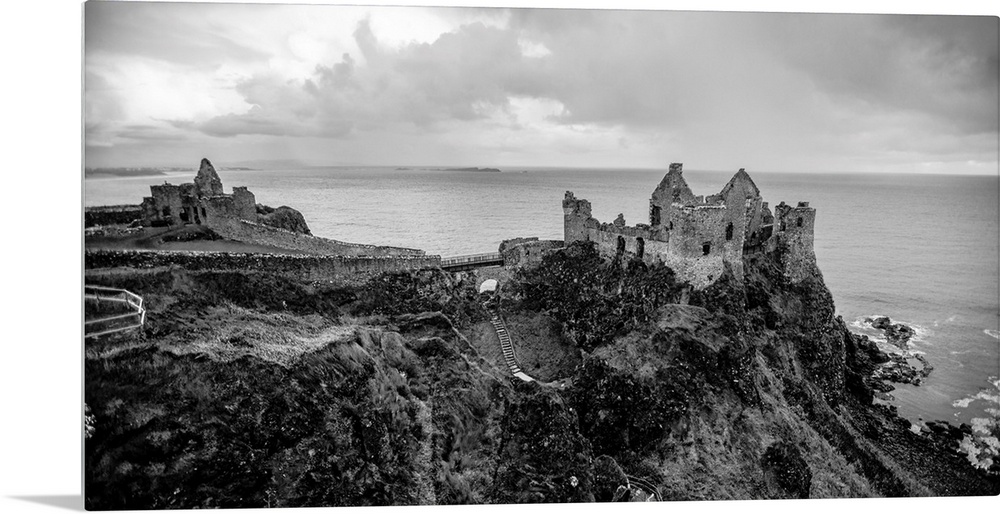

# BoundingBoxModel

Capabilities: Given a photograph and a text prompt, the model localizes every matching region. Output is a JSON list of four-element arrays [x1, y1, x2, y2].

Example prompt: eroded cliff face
[[84, 242, 997, 509]]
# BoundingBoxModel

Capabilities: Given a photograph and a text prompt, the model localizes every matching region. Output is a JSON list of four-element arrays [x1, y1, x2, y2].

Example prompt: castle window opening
[[780, 221, 787, 231], [616, 236, 626, 257], [636, 237, 645, 259], [797, 217, 803, 227], [725, 222, 734, 241], [651, 206, 661, 226], [201, 207, 207, 219], [179, 208, 190, 223], [669, 221, 674, 230], [702, 242, 711, 255], [161, 206, 171, 217]]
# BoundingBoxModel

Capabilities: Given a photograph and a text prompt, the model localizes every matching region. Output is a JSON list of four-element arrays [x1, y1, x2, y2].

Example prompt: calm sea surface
[[85, 167, 999, 427]]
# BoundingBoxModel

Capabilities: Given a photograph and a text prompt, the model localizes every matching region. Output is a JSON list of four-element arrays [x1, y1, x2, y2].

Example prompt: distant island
[[447, 166, 501, 172], [395, 166, 501, 172]]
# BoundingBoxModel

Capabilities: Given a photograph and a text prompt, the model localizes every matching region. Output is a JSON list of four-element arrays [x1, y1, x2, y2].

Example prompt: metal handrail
[[84, 285, 147, 339], [440, 252, 503, 265]]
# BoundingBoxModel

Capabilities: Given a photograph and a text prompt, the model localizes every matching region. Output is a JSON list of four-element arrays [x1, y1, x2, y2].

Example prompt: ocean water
[[85, 167, 999, 429]]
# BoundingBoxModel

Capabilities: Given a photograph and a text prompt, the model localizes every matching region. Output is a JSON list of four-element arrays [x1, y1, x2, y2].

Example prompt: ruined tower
[[773, 201, 818, 282], [563, 191, 593, 244]]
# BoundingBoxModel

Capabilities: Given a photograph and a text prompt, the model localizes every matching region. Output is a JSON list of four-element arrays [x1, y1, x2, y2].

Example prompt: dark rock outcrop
[[256, 204, 312, 235], [866, 316, 915, 349]]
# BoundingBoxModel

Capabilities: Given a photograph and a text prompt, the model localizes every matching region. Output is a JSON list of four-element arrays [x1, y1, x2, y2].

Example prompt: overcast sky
[[84, 1, 998, 174]]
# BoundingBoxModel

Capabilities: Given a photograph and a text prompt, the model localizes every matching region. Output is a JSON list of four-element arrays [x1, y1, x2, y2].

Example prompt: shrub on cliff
[[490, 384, 596, 503], [509, 242, 685, 351], [351, 269, 482, 326], [568, 358, 689, 457]]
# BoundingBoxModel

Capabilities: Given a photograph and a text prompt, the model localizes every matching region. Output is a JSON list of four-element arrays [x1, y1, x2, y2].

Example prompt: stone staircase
[[484, 305, 535, 382]]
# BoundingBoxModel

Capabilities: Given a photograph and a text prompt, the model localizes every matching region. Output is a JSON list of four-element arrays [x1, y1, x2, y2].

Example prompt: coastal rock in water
[[865, 316, 915, 349], [194, 158, 224, 197], [872, 352, 933, 388], [256, 204, 312, 235]]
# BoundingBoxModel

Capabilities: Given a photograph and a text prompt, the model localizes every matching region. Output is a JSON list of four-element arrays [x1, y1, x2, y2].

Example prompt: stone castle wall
[[205, 216, 426, 257], [84, 205, 142, 227], [499, 238, 564, 268], [85, 249, 440, 284]]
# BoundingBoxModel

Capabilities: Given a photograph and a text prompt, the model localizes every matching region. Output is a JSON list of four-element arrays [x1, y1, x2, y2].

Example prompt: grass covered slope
[[84, 242, 997, 508]]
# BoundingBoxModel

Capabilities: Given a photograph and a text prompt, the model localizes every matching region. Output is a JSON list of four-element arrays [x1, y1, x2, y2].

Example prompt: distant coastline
[[85, 166, 254, 178]]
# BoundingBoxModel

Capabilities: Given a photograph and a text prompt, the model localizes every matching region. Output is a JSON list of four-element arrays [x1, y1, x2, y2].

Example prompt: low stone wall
[[85, 249, 442, 283], [85, 205, 142, 227], [206, 217, 425, 257]]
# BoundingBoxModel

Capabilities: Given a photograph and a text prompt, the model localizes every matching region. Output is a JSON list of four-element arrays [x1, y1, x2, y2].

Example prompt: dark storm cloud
[[196, 19, 550, 137], [752, 13, 999, 135]]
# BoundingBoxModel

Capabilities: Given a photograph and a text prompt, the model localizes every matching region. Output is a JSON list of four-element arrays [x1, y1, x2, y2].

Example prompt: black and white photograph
[[3, 0, 999, 512]]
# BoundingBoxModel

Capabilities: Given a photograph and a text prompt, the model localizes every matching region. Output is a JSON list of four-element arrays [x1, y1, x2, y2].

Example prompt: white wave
[[985, 329, 999, 340], [952, 376, 1000, 410], [970, 417, 1000, 437]]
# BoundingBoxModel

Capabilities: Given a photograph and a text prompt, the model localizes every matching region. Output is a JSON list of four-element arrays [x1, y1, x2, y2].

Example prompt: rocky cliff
[[83, 240, 998, 509], [256, 204, 312, 235]]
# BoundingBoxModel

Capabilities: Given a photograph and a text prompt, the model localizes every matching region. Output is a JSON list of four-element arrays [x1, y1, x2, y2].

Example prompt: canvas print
[[83, 1, 1000, 509]]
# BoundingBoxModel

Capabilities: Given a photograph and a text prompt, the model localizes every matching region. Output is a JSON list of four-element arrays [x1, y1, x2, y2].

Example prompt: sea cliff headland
[[83, 160, 999, 509]]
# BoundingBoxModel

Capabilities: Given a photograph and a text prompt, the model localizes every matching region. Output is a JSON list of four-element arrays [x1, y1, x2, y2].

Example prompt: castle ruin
[[133, 158, 425, 257], [140, 158, 257, 228], [563, 163, 816, 288]]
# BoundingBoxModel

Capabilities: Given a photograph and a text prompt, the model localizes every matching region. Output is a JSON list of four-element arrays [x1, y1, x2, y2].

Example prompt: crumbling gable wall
[[193, 158, 224, 197], [649, 162, 696, 226], [719, 168, 764, 250]]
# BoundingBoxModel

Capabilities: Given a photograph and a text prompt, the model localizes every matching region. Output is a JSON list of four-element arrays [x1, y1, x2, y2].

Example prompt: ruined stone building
[[563, 163, 816, 289], [134, 158, 425, 257], [140, 158, 257, 227]]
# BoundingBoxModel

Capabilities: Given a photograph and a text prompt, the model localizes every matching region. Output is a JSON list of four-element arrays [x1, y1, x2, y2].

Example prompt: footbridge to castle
[[439, 252, 503, 271]]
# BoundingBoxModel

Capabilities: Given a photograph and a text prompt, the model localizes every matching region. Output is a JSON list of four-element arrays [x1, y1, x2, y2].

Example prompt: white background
[[1, 1, 997, 513]]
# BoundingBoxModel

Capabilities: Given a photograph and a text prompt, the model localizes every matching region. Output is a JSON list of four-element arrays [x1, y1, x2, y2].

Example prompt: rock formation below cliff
[[256, 204, 312, 235]]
